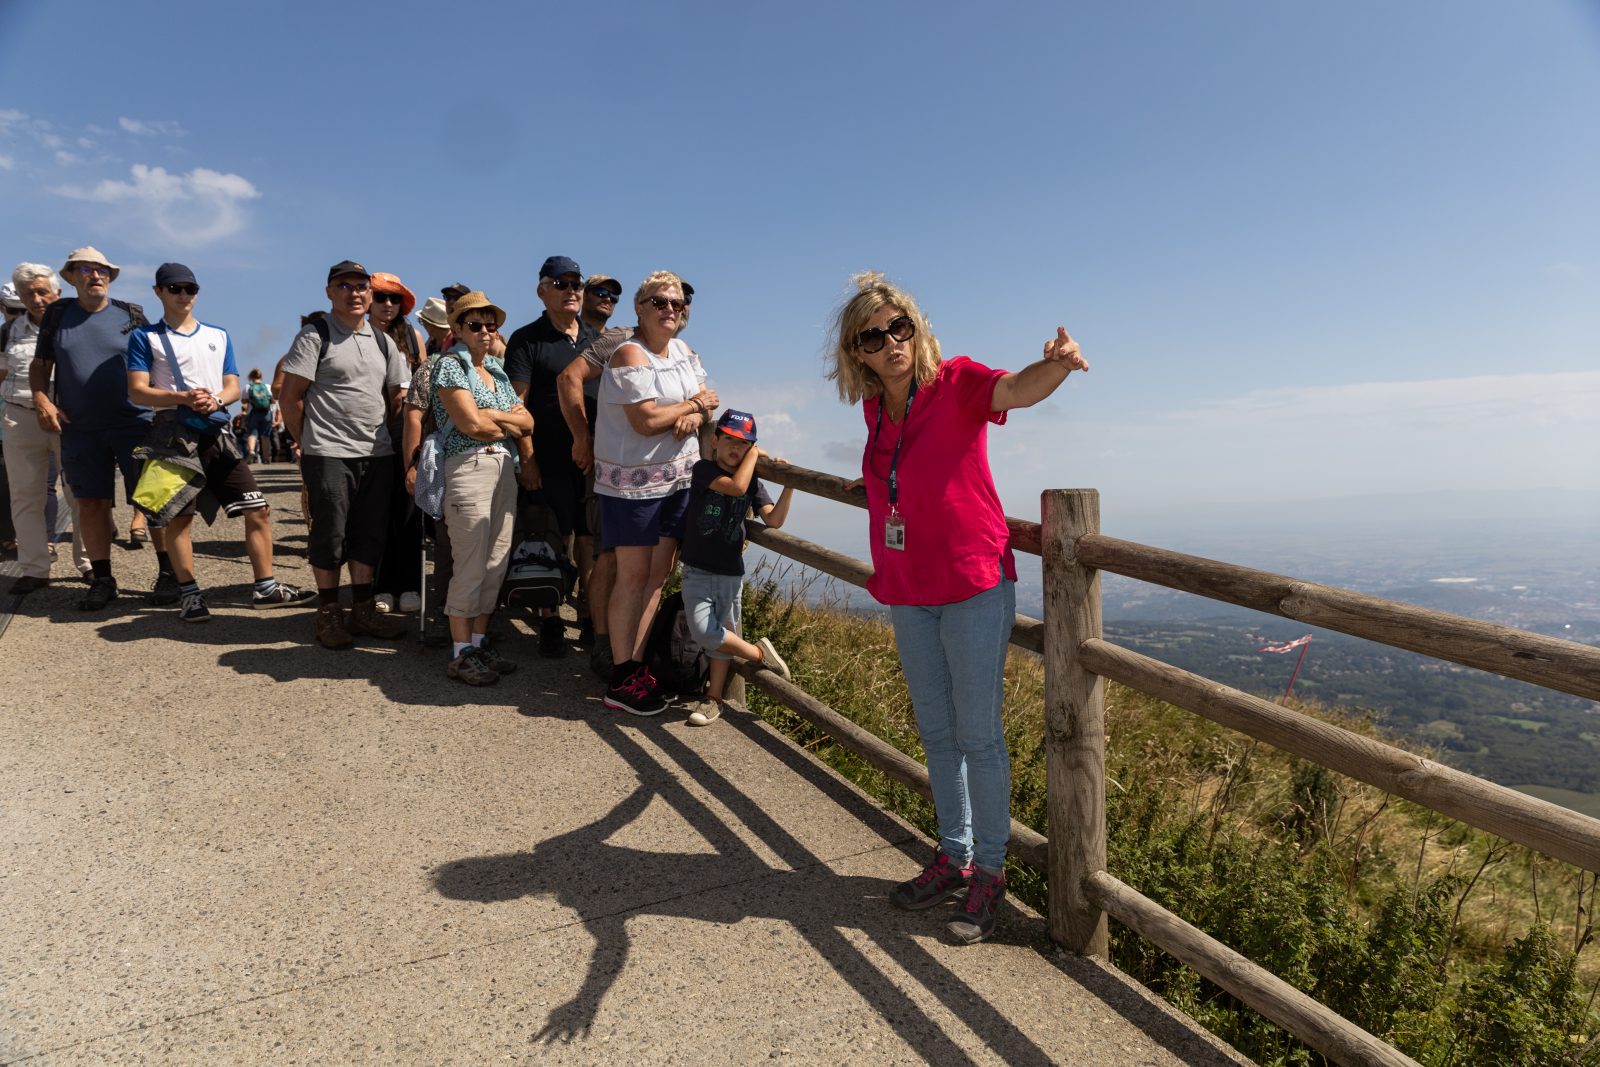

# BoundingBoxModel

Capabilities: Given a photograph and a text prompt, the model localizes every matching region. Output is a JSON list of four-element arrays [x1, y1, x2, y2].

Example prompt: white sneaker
[[398, 591, 421, 613], [687, 700, 724, 727], [373, 594, 395, 614]]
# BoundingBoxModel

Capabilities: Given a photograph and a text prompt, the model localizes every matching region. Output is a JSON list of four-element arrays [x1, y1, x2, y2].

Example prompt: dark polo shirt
[[504, 312, 598, 449]]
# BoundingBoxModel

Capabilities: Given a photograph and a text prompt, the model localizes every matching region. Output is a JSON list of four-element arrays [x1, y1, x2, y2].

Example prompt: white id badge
[[885, 509, 906, 551]]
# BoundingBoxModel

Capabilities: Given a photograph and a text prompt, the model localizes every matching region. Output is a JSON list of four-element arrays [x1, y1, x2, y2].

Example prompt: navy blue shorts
[[598, 487, 690, 548], [60, 421, 149, 503]]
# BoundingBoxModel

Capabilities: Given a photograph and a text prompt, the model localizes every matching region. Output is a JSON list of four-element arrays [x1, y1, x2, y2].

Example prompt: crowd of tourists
[[1, 248, 1089, 946]]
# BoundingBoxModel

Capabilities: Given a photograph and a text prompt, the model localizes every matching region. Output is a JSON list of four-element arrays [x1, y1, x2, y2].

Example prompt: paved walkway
[[1, 467, 1245, 1065]]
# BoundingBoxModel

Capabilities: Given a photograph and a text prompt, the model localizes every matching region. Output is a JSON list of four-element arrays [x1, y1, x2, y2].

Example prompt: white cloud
[[118, 117, 186, 137], [55, 163, 262, 246], [54, 150, 80, 166], [0, 154, 14, 171]]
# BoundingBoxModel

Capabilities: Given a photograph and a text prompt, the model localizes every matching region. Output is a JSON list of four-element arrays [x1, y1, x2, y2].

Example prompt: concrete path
[[0, 467, 1246, 1065]]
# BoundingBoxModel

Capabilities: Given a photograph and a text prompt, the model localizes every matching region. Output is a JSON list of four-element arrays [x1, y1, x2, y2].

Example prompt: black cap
[[441, 281, 470, 299], [539, 255, 582, 279], [327, 260, 370, 283], [682, 281, 694, 305], [155, 262, 197, 287]]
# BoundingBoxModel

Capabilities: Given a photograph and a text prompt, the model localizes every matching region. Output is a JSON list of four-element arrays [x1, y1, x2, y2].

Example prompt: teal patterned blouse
[[429, 346, 521, 460]]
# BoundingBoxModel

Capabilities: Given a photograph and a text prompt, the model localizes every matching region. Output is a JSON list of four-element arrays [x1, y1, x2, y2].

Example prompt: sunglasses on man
[[160, 283, 200, 296], [548, 277, 584, 292]]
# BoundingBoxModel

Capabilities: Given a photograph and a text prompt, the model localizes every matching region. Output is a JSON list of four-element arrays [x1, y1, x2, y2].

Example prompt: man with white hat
[[29, 246, 175, 610], [418, 296, 450, 357]]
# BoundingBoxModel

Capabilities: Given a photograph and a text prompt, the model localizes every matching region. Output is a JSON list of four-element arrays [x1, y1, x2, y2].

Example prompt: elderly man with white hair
[[0, 263, 89, 595]]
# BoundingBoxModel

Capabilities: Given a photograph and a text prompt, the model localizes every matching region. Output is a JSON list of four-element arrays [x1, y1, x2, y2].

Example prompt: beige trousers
[[442, 448, 516, 619], [3, 402, 88, 579]]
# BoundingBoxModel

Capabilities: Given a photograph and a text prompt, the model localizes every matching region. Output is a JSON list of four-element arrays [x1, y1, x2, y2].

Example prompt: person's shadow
[[432, 711, 1066, 1063]]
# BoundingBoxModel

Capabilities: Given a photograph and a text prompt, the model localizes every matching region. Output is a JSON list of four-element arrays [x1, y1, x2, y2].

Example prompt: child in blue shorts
[[679, 409, 795, 725]]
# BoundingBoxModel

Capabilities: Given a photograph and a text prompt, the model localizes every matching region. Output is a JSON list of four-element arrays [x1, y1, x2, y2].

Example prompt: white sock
[[453, 642, 472, 657], [471, 632, 486, 647]]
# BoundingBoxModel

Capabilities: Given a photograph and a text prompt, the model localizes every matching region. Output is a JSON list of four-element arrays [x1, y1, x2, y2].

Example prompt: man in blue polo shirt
[[126, 263, 313, 622], [504, 254, 599, 657], [29, 246, 176, 611]]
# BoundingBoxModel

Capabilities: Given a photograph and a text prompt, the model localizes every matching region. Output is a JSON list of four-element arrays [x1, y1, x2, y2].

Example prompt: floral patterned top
[[429, 345, 521, 460]]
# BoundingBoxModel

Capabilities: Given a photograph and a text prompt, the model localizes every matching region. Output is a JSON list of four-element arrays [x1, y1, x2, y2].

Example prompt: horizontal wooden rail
[[1079, 638, 1600, 873], [735, 663, 1049, 872], [1085, 871, 1420, 1067], [1076, 534, 1600, 703], [756, 459, 1042, 555], [748, 525, 1046, 653]]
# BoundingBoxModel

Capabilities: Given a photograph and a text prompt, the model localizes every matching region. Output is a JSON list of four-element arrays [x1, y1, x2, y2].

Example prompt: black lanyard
[[872, 377, 918, 509]]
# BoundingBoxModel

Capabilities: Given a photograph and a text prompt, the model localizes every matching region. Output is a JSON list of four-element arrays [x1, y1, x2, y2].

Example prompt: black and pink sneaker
[[947, 866, 1006, 944], [604, 665, 667, 717], [890, 848, 973, 910]]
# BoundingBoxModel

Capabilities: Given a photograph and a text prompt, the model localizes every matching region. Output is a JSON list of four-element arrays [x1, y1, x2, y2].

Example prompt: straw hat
[[417, 297, 449, 329], [448, 291, 506, 330], [61, 246, 120, 282], [369, 271, 416, 316]]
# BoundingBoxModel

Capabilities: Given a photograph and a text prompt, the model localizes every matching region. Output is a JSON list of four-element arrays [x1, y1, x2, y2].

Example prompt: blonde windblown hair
[[825, 272, 942, 405]]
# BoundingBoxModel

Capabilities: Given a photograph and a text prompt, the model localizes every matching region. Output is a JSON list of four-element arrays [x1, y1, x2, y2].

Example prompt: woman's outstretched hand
[[1043, 327, 1088, 372]]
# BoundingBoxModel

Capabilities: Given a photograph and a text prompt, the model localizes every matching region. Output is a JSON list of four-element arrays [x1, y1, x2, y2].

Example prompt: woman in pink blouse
[[826, 271, 1088, 945]]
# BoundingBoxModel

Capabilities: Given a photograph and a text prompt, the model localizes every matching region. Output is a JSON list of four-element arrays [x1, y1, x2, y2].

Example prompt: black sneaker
[[890, 849, 972, 910], [603, 667, 667, 717], [252, 583, 314, 610], [78, 576, 118, 611], [539, 615, 566, 658], [947, 867, 1006, 945], [148, 571, 180, 606], [178, 591, 211, 623]]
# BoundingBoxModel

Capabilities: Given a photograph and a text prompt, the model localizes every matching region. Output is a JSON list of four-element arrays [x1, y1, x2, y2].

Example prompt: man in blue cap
[[504, 255, 599, 657], [126, 263, 313, 622]]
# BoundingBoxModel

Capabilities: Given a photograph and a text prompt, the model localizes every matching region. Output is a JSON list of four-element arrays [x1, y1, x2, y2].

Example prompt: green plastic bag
[[132, 457, 197, 515]]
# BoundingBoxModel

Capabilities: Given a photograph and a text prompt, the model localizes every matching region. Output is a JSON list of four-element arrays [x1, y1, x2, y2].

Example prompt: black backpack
[[499, 500, 577, 612], [645, 589, 710, 701]]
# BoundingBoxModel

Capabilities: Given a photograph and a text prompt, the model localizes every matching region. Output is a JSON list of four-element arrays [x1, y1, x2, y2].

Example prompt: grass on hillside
[[736, 563, 1600, 1067]]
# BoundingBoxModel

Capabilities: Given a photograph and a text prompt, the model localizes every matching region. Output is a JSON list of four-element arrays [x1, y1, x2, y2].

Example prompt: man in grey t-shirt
[[279, 260, 409, 649]]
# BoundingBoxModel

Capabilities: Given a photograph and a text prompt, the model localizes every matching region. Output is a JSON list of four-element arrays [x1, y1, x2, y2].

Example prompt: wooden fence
[[734, 460, 1600, 1067]]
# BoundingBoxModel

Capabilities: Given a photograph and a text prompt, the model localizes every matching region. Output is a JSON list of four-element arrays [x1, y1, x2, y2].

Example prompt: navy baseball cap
[[155, 262, 197, 286], [716, 409, 757, 442], [539, 255, 582, 279], [441, 281, 470, 299]]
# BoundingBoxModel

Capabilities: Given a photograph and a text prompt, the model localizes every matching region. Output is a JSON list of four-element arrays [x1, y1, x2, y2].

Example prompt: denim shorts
[[598, 487, 690, 548], [680, 563, 743, 660]]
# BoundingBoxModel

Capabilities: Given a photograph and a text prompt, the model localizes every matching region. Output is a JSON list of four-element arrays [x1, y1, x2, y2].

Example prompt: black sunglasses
[[853, 315, 915, 354], [459, 319, 498, 333], [547, 277, 584, 291], [371, 292, 405, 305], [160, 283, 200, 296], [3, 305, 24, 314], [647, 296, 686, 313], [589, 289, 618, 303]]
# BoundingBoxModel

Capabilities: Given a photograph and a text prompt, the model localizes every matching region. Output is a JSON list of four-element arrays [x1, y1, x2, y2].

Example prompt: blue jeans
[[889, 577, 1015, 871]]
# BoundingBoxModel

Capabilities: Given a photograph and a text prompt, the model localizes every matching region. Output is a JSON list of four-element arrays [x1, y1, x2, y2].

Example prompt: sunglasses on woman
[[854, 315, 915, 354], [647, 296, 686, 313], [371, 292, 405, 305], [459, 319, 498, 333]]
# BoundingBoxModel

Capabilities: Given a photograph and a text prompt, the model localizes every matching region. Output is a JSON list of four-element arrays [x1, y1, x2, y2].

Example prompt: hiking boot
[[539, 615, 566, 658], [947, 867, 1007, 945], [178, 591, 211, 623], [315, 603, 354, 649], [447, 646, 499, 686], [10, 575, 49, 596], [588, 640, 614, 681], [686, 699, 725, 727], [476, 635, 517, 675], [78, 576, 119, 611], [148, 571, 181, 606], [349, 598, 409, 639], [604, 667, 667, 717], [756, 637, 791, 681], [890, 849, 972, 911], [252, 583, 314, 610]]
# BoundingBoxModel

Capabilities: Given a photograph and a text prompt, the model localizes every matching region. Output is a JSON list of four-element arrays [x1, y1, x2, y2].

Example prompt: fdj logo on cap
[[716, 409, 757, 442]]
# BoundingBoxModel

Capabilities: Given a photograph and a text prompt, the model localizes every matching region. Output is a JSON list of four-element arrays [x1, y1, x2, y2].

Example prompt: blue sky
[[2, 1, 1596, 552]]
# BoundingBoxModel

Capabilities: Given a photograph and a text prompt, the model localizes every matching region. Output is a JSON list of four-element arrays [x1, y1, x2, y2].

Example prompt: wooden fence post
[[1043, 488, 1108, 956]]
